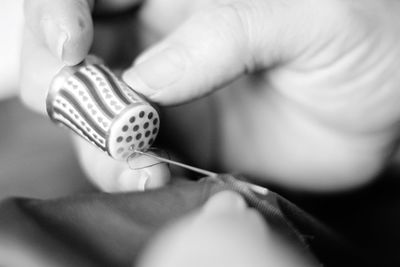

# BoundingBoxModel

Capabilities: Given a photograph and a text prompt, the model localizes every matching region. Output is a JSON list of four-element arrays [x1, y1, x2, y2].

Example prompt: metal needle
[[132, 150, 268, 195], [133, 150, 219, 178]]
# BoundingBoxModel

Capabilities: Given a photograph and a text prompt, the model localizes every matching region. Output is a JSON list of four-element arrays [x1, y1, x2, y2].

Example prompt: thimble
[[46, 56, 160, 161]]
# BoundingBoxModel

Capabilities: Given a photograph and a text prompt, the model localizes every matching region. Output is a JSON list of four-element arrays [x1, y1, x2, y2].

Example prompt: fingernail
[[41, 19, 69, 60], [138, 171, 150, 191], [123, 47, 186, 97], [117, 170, 150, 192]]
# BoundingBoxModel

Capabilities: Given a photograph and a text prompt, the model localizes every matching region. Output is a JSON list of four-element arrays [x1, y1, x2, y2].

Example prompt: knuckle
[[216, 1, 263, 70], [215, 2, 252, 35]]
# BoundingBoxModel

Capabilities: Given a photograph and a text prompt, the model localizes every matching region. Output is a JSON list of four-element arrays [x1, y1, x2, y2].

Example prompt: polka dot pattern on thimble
[[47, 55, 160, 161], [108, 105, 160, 160]]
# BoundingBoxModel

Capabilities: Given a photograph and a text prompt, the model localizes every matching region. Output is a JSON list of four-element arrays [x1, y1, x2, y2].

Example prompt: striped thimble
[[46, 56, 160, 161]]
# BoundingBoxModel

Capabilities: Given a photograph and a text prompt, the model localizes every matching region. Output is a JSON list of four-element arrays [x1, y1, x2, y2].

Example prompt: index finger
[[24, 0, 94, 65]]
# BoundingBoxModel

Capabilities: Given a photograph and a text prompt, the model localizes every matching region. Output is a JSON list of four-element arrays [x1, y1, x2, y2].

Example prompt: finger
[[202, 191, 247, 214], [122, 1, 296, 105], [73, 136, 171, 192], [24, 0, 94, 65], [0, 0, 23, 98], [20, 0, 143, 114], [138, 192, 319, 267], [20, 27, 64, 114]]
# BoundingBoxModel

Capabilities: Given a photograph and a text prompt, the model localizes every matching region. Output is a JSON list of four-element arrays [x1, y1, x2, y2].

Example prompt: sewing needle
[[133, 150, 268, 195]]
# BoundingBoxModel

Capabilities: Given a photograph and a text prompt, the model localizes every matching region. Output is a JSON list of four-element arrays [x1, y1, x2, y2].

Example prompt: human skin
[[137, 191, 319, 267], [21, 0, 400, 191], [0, 0, 23, 97]]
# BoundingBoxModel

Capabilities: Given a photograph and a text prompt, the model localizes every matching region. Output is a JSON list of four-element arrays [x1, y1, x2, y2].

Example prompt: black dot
[[145, 131, 151, 137], [136, 133, 142, 140], [143, 122, 149, 129], [152, 128, 158, 134], [148, 138, 154, 145], [139, 111, 145, 118], [122, 125, 129, 132], [153, 118, 158, 125], [139, 141, 144, 148], [129, 116, 136, 123], [148, 112, 154, 119], [126, 136, 133, 142], [133, 125, 139, 131], [117, 136, 123, 143]]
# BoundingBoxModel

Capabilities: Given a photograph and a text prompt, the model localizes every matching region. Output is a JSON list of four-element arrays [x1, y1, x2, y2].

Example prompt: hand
[[123, 0, 400, 191], [21, 0, 171, 192], [21, 0, 400, 192], [138, 191, 318, 267]]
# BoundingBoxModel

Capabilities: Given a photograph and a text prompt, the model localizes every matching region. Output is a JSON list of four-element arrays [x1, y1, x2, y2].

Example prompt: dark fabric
[[218, 175, 363, 266], [0, 175, 363, 266]]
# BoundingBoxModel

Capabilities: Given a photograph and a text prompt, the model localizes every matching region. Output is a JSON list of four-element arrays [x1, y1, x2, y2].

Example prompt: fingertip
[[116, 164, 170, 192], [122, 68, 157, 100], [202, 191, 247, 214], [122, 45, 188, 104], [123, 5, 253, 106], [143, 163, 171, 189], [40, 18, 69, 61], [117, 169, 145, 192], [49, 14, 93, 65], [60, 11, 94, 65], [25, 0, 93, 64]]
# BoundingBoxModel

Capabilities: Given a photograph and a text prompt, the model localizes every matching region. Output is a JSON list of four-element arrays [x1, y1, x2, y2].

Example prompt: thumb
[[123, 2, 292, 105]]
